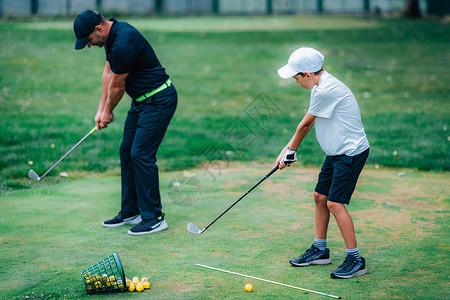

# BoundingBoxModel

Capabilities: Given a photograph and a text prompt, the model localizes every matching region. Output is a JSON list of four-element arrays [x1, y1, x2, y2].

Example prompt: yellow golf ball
[[245, 283, 253, 292], [132, 277, 140, 284], [136, 282, 144, 292], [142, 281, 150, 289]]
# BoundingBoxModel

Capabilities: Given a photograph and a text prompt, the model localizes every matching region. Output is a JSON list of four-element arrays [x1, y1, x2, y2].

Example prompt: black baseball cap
[[73, 10, 102, 50]]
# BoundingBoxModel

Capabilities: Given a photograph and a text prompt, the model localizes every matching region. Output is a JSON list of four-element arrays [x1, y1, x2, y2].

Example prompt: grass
[[0, 15, 449, 298], [0, 163, 448, 299], [0, 15, 449, 192]]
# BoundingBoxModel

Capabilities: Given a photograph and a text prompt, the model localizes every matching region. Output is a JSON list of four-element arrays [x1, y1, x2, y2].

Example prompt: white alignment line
[[196, 264, 341, 299]]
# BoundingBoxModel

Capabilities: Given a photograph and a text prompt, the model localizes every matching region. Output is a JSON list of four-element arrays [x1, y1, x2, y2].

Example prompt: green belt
[[135, 79, 172, 102]]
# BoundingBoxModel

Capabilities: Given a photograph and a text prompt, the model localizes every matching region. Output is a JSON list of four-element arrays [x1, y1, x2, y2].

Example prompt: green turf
[[0, 15, 449, 192], [0, 164, 448, 299]]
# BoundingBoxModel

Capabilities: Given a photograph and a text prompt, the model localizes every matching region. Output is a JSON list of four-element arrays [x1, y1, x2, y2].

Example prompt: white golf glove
[[282, 148, 297, 165]]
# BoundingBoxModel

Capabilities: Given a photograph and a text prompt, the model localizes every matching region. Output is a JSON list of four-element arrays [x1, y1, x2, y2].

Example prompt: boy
[[275, 47, 370, 279]]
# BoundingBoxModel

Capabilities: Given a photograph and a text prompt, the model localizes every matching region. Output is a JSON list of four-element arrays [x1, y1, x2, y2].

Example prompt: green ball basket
[[81, 252, 127, 294]]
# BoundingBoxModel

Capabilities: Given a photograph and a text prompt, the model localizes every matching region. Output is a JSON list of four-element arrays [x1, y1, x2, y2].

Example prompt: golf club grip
[[40, 127, 97, 179], [203, 166, 279, 232]]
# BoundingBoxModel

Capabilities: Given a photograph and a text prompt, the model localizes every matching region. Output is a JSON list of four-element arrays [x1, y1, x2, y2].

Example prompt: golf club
[[28, 126, 97, 181], [187, 165, 279, 234]]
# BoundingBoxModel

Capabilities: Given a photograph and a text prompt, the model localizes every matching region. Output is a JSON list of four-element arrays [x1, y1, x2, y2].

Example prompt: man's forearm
[[103, 72, 128, 114], [96, 63, 128, 128], [103, 84, 125, 113], [99, 64, 113, 113]]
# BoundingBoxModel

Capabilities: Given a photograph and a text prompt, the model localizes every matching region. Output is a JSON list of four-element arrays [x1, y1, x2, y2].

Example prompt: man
[[275, 47, 370, 279], [73, 10, 177, 235]]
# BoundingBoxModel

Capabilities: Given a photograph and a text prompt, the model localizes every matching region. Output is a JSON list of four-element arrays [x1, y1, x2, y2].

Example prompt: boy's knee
[[314, 191, 327, 206], [326, 201, 345, 213]]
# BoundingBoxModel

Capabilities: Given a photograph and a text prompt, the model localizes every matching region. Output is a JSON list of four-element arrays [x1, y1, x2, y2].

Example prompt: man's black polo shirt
[[104, 18, 169, 99]]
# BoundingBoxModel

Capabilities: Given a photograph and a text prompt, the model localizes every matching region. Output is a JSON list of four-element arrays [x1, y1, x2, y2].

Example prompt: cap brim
[[74, 36, 89, 50], [277, 64, 298, 79]]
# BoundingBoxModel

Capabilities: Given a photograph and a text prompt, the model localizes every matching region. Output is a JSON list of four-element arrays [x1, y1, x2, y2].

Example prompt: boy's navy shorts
[[315, 148, 369, 205]]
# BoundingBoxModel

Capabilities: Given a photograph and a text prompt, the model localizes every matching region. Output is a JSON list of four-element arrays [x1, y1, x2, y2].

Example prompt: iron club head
[[28, 170, 41, 181], [187, 223, 204, 234]]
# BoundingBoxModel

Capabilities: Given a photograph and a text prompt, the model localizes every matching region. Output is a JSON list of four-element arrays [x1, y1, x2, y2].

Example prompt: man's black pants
[[119, 85, 177, 220]]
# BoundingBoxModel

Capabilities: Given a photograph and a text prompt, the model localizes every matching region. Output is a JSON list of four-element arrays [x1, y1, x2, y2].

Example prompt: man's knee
[[130, 146, 156, 167], [119, 141, 131, 158]]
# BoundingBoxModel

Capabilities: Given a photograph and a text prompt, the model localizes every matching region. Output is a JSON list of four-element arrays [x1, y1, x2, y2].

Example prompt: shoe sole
[[290, 258, 332, 267], [102, 215, 142, 228], [127, 220, 168, 235], [330, 268, 367, 279]]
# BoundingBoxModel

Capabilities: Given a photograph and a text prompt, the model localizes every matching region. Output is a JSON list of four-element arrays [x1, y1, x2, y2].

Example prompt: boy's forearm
[[287, 124, 310, 150], [287, 114, 316, 151]]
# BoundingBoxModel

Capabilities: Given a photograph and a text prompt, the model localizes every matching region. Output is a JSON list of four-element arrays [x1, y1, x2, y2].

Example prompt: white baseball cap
[[278, 47, 324, 79]]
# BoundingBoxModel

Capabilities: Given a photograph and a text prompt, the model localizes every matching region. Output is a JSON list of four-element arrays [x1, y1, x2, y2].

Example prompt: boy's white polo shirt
[[308, 71, 369, 156]]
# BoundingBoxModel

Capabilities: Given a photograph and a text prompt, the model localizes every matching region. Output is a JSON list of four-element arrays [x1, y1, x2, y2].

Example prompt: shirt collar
[[105, 18, 117, 47], [317, 70, 329, 87]]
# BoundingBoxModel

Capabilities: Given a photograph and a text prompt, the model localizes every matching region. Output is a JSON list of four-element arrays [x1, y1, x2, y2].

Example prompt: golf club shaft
[[201, 166, 279, 233], [39, 127, 97, 180], [196, 264, 341, 299]]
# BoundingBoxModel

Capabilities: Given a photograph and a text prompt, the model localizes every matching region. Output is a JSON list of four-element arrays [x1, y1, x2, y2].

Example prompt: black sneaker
[[128, 214, 168, 235], [290, 244, 332, 267], [330, 256, 367, 279], [102, 213, 142, 228]]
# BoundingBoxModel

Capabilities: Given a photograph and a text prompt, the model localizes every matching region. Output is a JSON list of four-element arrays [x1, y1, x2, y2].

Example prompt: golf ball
[[245, 283, 253, 292]]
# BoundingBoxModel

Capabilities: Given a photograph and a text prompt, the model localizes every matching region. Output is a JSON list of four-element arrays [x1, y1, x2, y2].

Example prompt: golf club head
[[28, 170, 41, 181], [187, 223, 203, 234]]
